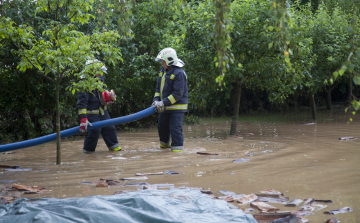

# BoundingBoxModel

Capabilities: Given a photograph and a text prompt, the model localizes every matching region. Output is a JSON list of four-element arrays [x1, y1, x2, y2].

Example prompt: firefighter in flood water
[[77, 60, 121, 154], [152, 48, 188, 152]]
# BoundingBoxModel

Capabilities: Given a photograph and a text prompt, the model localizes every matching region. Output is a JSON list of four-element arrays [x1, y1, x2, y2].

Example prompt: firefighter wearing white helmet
[[155, 48, 185, 68], [77, 59, 121, 154], [153, 48, 188, 152]]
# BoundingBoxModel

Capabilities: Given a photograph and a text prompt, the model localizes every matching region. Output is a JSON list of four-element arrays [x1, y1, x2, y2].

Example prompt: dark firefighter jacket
[[153, 66, 188, 113], [77, 75, 108, 118]]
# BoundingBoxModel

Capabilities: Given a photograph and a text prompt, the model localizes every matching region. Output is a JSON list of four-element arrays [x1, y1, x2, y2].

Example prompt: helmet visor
[[155, 54, 162, 62]]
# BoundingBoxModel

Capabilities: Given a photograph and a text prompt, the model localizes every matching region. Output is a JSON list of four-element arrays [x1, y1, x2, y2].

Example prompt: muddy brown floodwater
[[1, 111, 359, 222]]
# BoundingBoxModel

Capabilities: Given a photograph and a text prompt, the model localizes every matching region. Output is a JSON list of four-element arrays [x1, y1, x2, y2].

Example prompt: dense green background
[[0, 0, 359, 144]]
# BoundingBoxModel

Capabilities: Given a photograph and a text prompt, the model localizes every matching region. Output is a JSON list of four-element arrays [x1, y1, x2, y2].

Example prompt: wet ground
[[1, 110, 359, 222]]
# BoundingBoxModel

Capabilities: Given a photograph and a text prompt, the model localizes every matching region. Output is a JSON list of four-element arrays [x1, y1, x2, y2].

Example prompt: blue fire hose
[[0, 106, 156, 152]]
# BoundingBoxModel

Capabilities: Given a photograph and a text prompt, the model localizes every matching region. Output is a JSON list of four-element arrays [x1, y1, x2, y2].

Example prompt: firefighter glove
[[79, 118, 92, 132], [153, 101, 164, 112]]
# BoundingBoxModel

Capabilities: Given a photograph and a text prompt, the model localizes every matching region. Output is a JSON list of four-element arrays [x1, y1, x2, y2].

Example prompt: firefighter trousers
[[157, 112, 185, 151], [83, 110, 119, 152]]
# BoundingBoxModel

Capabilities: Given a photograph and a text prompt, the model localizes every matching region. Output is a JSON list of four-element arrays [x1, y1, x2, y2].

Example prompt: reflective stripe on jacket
[[153, 67, 188, 113], [77, 75, 108, 118]]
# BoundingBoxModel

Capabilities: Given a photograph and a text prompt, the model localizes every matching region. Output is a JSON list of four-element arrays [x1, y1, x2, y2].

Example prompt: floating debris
[[106, 180, 123, 186], [5, 168, 32, 171], [201, 190, 213, 195], [0, 165, 20, 169], [120, 176, 148, 181], [300, 198, 327, 211], [324, 207, 353, 215], [232, 158, 251, 163], [179, 186, 203, 190], [137, 184, 175, 191], [81, 179, 123, 186], [258, 196, 289, 204], [152, 183, 174, 188], [218, 195, 235, 202], [163, 170, 179, 175], [126, 182, 150, 186], [196, 152, 218, 155], [325, 217, 339, 223], [301, 122, 316, 125], [135, 172, 163, 176], [137, 185, 157, 190], [269, 214, 304, 223], [250, 201, 280, 213], [11, 183, 51, 194], [236, 194, 258, 204], [245, 151, 255, 156], [285, 199, 303, 207], [259, 189, 283, 196], [114, 190, 133, 195], [339, 137, 357, 141], [253, 212, 292, 222], [95, 179, 108, 187], [290, 210, 314, 216], [219, 190, 236, 196], [314, 199, 333, 203]]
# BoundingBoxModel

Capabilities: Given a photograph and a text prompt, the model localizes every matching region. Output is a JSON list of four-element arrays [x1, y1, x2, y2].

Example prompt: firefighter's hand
[[153, 101, 164, 112], [79, 118, 92, 132]]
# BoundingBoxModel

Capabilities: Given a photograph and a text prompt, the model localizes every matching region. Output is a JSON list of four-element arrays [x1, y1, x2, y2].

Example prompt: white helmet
[[155, 48, 185, 67], [85, 59, 107, 74]]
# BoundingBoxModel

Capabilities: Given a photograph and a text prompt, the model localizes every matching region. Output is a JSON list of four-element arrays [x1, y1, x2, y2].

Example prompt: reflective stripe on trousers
[[157, 112, 184, 149]]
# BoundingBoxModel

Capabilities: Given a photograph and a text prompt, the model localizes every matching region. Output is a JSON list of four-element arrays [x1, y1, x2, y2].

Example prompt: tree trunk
[[310, 94, 316, 120], [325, 91, 332, 111], [56, 80, 61, 165], [294, 91, 298, 111], [230, 82, 241, 135], [323, 87, 333, 111]]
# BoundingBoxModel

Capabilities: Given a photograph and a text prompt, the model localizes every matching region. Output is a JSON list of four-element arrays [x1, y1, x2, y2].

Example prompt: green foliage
[[213, 0, 233, 82], [268, 0, 294, 71], [0, 0, 358, 144]]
